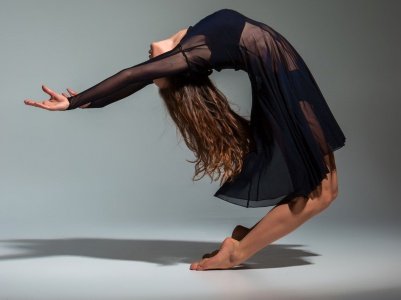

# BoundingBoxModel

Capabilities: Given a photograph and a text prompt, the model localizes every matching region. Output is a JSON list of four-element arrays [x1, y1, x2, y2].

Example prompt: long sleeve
[[82, 79, 152, 109], [66, 44, 191, 110]]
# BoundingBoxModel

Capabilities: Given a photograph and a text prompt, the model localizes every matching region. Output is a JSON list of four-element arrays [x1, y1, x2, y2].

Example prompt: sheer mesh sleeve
[[65, 45, 191, 110]]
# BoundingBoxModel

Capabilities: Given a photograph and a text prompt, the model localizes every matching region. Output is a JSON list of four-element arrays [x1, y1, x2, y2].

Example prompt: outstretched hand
[[24, 85, 91, 111]]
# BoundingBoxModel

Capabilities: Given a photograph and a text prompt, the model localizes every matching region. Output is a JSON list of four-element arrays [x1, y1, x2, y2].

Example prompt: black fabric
[[67, 8, 346, 208]]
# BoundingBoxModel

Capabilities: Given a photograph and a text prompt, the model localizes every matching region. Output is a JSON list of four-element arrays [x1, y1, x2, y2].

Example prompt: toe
[[196, 263, 205, 271], [191, 260, 207, 270], [198, 258, 210, 270], [190, 262, 199, 270]]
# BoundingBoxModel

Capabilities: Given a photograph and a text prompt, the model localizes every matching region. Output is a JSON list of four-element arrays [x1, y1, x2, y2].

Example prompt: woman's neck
[[170, 28, 189, 46]]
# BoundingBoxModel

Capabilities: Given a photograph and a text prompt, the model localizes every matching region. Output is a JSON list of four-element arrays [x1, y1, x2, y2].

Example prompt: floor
[[0, 221, 400, 300]]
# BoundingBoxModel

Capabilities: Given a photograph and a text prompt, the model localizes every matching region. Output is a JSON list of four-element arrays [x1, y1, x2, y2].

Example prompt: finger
[[67, 88, 78, 96], [62, 92, 68, 97], [24, 99, 50, 110], [24, 99, 39, 106], [42, 84, 56, 97], [25, 99, 58, 111]]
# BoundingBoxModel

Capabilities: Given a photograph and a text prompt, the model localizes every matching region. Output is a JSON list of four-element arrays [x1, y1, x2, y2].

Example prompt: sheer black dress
[[66, 8, 346, 208]]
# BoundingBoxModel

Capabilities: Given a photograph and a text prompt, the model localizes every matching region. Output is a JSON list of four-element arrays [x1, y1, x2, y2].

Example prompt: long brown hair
[[158, 72, 255, 186]]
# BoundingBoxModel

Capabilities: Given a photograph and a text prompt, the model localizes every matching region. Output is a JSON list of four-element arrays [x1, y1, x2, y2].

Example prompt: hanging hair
[[158, 72, 255, 186]]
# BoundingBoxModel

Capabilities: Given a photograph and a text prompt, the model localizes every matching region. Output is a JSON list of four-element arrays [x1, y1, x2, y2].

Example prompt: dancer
[[24, 8, 346, 270]]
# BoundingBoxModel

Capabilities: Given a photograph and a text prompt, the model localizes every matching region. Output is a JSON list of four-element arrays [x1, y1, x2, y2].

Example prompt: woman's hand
[[24, 85, 71, 111], [24, 85, 92, 111]]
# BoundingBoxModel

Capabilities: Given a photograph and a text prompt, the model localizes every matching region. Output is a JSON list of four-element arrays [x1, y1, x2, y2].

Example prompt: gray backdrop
[[1, 0, 400, 235]]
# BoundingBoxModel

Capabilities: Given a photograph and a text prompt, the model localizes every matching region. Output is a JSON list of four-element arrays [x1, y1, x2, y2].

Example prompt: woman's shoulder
[[188, 8, 248, 41], [209, 8, 246, 18], [192, 8, 247, 28]]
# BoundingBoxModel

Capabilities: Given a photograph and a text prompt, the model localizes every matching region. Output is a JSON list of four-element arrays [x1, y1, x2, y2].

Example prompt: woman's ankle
[[229, 239, 246, 265]]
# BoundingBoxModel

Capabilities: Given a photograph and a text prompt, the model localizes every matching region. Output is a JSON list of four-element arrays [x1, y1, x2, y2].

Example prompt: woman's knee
[[314, 189, 337, 213], [331, 184, 339, 199], [330, 169, 339, 199], [319, 163, 339, 211], [325, 152, 339, 198]]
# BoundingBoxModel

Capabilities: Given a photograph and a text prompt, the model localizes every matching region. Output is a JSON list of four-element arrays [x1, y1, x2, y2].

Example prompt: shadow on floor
[[0, 238, 319, 269]]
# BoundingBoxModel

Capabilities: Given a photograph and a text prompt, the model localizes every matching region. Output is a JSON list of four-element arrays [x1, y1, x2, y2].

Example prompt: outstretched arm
[[66, 44, 190, 110], [80, 79, 153, 109]]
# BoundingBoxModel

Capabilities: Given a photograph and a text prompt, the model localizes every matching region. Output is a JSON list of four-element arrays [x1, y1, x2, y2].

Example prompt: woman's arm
[[66, 44, 190, 110], [81, 79, 153, 109]]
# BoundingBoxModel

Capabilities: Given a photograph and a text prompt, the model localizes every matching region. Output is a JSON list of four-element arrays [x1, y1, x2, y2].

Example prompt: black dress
[[66, 8, 346, 208]]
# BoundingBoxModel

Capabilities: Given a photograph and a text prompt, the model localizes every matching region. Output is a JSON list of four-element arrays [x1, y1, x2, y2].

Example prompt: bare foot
[[190, 237, 242, 271], [201, 225, 250, 259]]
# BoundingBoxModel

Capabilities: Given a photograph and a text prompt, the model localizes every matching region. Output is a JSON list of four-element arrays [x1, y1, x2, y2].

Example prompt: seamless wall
[[0, 0, 400, 234]]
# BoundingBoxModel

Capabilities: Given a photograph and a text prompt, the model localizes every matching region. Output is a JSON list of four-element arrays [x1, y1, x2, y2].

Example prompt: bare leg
[[190, 153, 338, 271]]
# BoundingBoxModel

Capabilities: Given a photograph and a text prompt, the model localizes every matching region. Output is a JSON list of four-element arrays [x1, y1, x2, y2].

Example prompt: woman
[[24, 8, 346, 271]]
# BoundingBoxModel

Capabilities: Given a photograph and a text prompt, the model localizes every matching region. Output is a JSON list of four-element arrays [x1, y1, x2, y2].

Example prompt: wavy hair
[[158, 72, 255, 186]]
